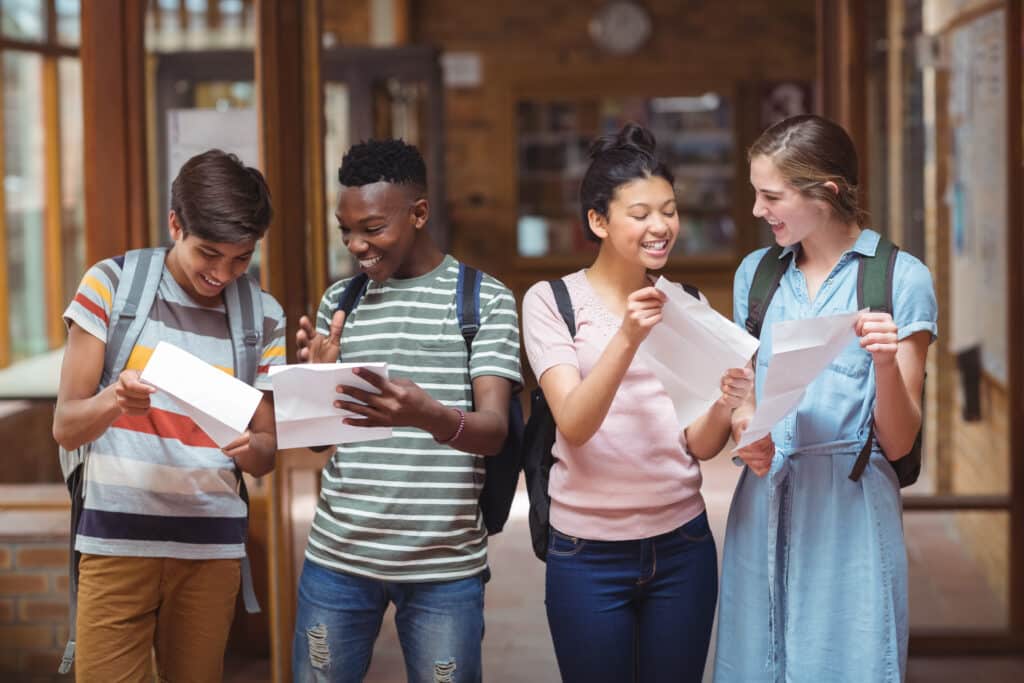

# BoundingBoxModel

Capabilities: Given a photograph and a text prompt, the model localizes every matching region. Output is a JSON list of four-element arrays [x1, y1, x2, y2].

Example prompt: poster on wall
[[945, 9, 1007, 383]]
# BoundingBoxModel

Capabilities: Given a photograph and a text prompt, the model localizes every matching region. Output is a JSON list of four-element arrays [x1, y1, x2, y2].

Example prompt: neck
[[393, 230, 445, 279], [586, 243, 650, 300], [797, 220, 862, 269], [164, 246, 221, 307]]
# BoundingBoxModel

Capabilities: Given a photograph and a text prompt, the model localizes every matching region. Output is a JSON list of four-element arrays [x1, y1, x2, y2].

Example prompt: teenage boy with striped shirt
[[53, 150, 285, 682], [291, 139, 521, 683]]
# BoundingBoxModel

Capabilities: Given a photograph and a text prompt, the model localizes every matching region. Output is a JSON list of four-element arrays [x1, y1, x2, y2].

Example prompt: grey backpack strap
[[224, 274, 264, 385], [60, 247, 166, 674], [102, 248, 167, 386], [224, 274, 265, 614]]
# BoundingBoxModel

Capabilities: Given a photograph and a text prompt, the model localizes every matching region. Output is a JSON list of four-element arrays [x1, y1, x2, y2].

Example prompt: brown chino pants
[[74, 553, 240, 683]]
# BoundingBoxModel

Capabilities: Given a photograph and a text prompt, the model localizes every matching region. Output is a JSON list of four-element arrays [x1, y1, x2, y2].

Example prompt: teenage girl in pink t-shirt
[[522, 123, 753, 683]]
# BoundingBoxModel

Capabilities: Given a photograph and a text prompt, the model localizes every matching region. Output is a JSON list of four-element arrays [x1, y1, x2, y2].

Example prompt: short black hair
[[579, 123, 674, 242], [171, 149, 273, 242], [337, 138, 427, 194]]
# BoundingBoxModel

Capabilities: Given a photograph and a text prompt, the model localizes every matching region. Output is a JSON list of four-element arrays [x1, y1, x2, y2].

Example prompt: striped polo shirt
[[306, 255, 521, 582], [63, 256, 286, 560]]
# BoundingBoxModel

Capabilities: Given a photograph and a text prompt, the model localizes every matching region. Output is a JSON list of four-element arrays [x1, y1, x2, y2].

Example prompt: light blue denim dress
[[713, 230, 937, 683]]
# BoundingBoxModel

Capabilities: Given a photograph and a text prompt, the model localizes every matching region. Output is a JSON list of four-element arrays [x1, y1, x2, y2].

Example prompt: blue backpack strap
[[224, 274, 264, 386], [102, 247, 167, 387], [456, 263, 483, 349]]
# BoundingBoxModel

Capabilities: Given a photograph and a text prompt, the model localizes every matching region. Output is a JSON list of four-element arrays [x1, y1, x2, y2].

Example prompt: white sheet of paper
[[734, 310, 863, 450], [269, 363, 392, 449], [139, 341, 263, 448], [637, 277, 760, 428]]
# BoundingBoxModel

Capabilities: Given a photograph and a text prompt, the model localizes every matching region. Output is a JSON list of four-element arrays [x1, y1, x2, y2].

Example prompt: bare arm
[[684, 366, 754, 460], [336, 370, 513, 456], [540, 287, 666, 447], [53, 323, 155, 450], [859, 311, 930, 459], [728, 377, 775, 476], [222, 392, 278, 477]]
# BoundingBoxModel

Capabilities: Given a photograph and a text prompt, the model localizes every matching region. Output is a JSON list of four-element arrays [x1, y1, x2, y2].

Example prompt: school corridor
[[1, 1, 1024, 681]]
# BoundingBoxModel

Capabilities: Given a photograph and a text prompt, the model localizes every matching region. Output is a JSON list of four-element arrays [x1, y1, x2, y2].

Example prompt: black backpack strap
[[333, 273, 369, 362], [857, 236, 899, 313], [456, 263, 483, 349], [849, 235, 901, 483], [549, 279, 576, 338], [681, 283, 700, 300], [745, 246, 790, 338], [336, 272, 370, 317]]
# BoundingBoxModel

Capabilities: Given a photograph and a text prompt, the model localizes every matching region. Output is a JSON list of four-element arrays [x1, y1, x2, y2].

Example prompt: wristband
[[435, 407, 465, 444]]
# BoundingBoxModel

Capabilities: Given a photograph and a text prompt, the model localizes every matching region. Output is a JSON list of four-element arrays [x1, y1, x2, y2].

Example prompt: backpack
[[335, 263, 524, 537], [58, 247, 265, 674], [744, 235, 922, 487], [522, 278, 700, 562]]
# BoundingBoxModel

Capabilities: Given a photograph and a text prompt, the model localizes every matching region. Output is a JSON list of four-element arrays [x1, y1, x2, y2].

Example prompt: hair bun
[[588, 122, 657, 160]]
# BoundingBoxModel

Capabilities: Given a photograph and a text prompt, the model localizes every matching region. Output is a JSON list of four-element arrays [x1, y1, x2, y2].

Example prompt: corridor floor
[[230, 453, 1024, 682]]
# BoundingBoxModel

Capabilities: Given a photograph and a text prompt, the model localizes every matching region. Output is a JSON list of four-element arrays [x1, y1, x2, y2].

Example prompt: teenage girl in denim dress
[[714, 115, 937, 683]]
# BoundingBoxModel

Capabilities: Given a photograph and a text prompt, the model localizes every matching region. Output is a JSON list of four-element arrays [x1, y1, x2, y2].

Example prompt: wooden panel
[[303, 0, 328, 311], [80, 0, 148, 263], [256, 0, 309, 360], [267, 448, 329, 683], [42, 58, 64, 350]]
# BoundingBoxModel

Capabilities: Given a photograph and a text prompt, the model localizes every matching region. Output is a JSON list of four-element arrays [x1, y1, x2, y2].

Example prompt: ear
[[410, 198, 430, 230], [168, 210, 184, 241], [587, 209, 609, 240], [822, 180, 840, 196]]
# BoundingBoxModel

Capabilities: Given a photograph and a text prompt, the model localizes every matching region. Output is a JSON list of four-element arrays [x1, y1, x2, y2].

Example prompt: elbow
[[51, 418, 77, 452], [480, 423, 509, 457], [559, 428, 590, 449]]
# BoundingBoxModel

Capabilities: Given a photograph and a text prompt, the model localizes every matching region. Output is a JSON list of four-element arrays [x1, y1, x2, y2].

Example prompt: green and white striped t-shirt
[[306, 255, 521, 582]]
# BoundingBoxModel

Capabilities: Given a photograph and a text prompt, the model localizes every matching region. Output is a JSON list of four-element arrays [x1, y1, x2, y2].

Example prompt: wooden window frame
[[0, 0, 81, 368]]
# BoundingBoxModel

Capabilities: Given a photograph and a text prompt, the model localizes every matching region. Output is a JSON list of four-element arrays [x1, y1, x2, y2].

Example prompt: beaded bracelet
[[436, 407, 466, 444]]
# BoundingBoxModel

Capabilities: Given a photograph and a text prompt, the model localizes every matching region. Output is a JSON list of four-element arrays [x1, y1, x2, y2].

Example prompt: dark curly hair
[[171, 149, 273, 242], [579, 123, 673, 242], [337, 138, 427, 195]]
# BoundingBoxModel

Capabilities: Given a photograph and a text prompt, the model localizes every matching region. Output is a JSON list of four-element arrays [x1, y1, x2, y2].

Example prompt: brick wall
[[0, 509, 71, 680], [323, 0, 818, 315]]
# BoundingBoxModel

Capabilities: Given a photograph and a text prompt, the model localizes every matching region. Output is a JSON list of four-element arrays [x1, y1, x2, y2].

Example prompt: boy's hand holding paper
[[270, 362, 393, 449], [139, 341, 264, 448]]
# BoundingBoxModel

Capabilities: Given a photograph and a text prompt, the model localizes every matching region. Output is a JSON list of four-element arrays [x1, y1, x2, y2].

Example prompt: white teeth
[[202, 275, 222, 287], [360, 256, 382, 268], [642, 240, 668, 250]]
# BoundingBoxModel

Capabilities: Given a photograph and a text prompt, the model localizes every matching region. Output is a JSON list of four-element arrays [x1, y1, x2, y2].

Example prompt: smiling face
[[336, 181, 431, 281], [166, 212, 256, 305], [590, 174, 679, 269], [749, 154, 834, 248]]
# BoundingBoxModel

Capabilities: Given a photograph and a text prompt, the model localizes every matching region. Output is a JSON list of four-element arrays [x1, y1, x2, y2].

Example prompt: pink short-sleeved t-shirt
[[521, 270, 705, 541]]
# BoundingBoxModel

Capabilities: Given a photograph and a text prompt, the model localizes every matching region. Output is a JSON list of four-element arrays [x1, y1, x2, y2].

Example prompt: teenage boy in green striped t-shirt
[[291, 138, 521, 683]]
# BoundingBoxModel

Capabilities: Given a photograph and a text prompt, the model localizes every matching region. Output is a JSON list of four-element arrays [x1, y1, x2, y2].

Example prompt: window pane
[[1, 0, 44, 41], [3, 52, 48, 362], [55, 0, 80, 46], [59, 58, 84, 310]]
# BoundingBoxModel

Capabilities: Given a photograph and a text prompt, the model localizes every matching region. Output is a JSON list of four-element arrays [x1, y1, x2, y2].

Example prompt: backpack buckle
[[244, 332, 260, 347]]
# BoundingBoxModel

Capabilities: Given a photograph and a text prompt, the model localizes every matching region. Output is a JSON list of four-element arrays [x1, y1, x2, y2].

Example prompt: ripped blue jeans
[[292, 559, 484, 683]]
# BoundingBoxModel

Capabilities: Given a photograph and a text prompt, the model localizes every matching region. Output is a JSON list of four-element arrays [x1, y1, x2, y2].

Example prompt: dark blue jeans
[[545, 512, 718, 683], [292, 559, 484, 683]]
